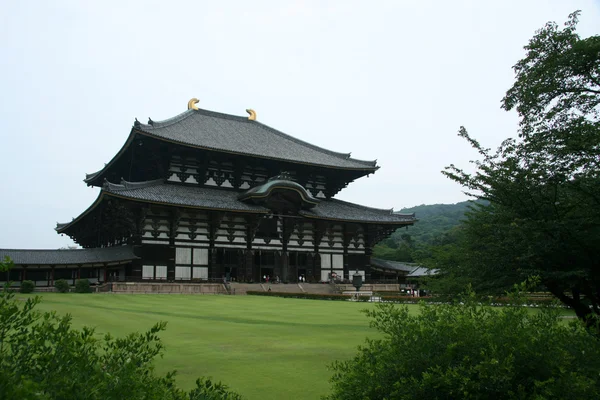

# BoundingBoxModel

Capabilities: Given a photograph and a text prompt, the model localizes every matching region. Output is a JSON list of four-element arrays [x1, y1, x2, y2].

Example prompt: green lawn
[[27, 294, 410, 400]]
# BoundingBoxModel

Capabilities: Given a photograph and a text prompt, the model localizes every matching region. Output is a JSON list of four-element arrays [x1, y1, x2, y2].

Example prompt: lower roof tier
[[58, 179, 416, 233], [0, 246, 138, 266], [56, 179, 416, 248]]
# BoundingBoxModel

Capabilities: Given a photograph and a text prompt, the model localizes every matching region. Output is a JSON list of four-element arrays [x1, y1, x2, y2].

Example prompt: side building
[[1, 101, 416, 286]]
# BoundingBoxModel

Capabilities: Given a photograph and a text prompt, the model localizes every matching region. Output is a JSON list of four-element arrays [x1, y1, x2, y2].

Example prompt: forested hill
[[395, 201, 474, 245], [374, 200, 477, 261]]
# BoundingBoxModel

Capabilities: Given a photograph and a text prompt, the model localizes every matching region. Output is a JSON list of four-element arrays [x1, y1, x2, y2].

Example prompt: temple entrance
[[260, 268, 274, 282], [225, 266, 237, 282], [298, 268, 307, 282], [255, 250, 276, 282], [289, 252, 309, 282]]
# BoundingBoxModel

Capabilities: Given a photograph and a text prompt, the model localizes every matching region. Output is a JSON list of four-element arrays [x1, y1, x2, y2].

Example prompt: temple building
[[1, 100, 416, 286]]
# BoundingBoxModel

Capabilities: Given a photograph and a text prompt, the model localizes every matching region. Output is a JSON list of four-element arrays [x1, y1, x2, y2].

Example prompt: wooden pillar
[[245, 215, 261, 282], [103, 265, 108, 283], [312, 253, 321, 282], [280, 218, 290, 282], [209, 212, 223, 280], [342, 224, 350, 281], [364, 228, 372, 283], [22, 266, 27, 281], [50, 266, 55, 286], [313, 222, 325, 282]]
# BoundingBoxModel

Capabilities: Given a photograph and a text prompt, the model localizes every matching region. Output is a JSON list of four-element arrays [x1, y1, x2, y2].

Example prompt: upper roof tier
[[85, 107, 378, 187], [137, 108, 377, 169]]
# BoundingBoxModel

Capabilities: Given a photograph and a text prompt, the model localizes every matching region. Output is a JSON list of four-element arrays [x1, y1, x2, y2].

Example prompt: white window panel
[[192, 266, 208, 279], [332, 254, 344, 268], [193, 248, 209, 265], [176, 248, 192, 264], [175, 266, 191, 280], [155, 265, 167, 280], [321, 270, 330, 282], [321, 254, 331, 269], [142, 265, 154, 279]]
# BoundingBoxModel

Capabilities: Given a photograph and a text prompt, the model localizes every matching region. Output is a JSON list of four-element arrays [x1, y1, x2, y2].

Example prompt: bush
[[325, 285, 600, 400], [75, 279, 92, 293], [19, 280, 34, 293], [54, 279, 70, 293], [247, 291, 371, 301], [0, 278, 244, 399]]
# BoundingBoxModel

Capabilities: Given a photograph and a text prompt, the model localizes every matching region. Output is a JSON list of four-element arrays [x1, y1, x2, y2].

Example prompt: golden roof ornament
[[187, 98, 199, 110], [246, 109, 257, 121]]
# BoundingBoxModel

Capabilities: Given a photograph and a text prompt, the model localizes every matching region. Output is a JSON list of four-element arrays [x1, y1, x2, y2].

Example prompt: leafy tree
[[325, 285, 600, 400], [438, 11, 600, 327], [0, 257, 243, 399]]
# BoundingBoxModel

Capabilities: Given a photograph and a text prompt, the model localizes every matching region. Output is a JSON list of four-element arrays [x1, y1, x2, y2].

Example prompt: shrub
[[325, 285, 600, 400], [19, 280, 34, 293], [75, 279, 92, 293], [54, 279, 70, 293], [246, 291, 371, 301], [0, 275, 244, 399]]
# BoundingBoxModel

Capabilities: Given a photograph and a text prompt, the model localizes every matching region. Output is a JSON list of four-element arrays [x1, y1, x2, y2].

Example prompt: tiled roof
[[136, 108, 378, 170], [58, 180, 416, 232], [371, 258, 438, 276], [371, 258, 416, 272], [0, 246, 138, 266], [406, 266, 438, 277], [301, 199, 415, 224], [103, 180, 268, 213]]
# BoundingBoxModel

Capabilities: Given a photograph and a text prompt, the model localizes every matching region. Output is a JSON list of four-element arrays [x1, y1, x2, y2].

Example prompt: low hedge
[[246, 291, 371, 301], [379, 295, 562, 307], [246, 292, 562, 307]]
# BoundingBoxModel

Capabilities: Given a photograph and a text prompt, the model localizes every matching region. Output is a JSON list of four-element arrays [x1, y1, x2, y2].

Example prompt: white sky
[[1, 0, 599, 249]]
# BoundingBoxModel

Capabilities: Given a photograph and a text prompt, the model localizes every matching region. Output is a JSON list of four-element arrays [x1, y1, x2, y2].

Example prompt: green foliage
[[435, 12, 600, 327], [189, 378, 244, 400], [0, 256, 13, 272], [325, 286, 600, 400], [54, 279, 70, 293], [0, 258, 243, 400], [75, 279, 92, 293], [395, 201, 475, 245], [19, 280, 35, 293], [246, 291, 371, 301], [375, 201, 480, 262]]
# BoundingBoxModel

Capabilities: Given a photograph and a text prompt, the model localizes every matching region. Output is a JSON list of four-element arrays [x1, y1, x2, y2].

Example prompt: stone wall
[[110, 282, 227, 294]]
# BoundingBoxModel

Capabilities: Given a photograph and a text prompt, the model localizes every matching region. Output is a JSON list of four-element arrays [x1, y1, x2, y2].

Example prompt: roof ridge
[[0, 248, 88, 252], [0, 246, 134, 252], [103, 178, 164, 192], [138, 108, 245, 130], [253, 121, 377, 167], [139, 108, 377, 168], [328, 198, 395, 214]]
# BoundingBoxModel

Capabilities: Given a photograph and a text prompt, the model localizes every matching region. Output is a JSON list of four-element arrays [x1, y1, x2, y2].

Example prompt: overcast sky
[[1, 0, 599, 249]]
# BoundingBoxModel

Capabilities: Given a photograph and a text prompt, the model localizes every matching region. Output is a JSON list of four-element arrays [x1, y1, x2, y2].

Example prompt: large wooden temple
[[1, 100, 416, 286]]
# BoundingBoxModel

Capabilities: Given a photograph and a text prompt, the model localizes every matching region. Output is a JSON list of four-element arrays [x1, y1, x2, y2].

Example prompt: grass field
[[26, 294, 409, 400]]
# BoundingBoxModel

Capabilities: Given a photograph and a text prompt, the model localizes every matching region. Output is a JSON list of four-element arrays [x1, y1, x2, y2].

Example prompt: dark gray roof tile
[[137, 108, 377, 170], [0, 246, 138, 266], [59, 180, 415, 232]]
